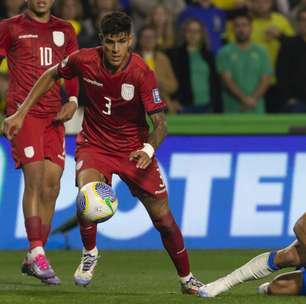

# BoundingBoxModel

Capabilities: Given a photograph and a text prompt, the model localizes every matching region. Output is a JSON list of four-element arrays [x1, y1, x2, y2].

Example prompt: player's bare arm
[[3, 65, 76, 139], [129, 111, 167, 169]]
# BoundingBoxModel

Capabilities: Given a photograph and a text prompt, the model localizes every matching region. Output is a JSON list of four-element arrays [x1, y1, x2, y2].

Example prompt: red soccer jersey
[[57, 47, 167, 153], [0, 13, 78, 117]]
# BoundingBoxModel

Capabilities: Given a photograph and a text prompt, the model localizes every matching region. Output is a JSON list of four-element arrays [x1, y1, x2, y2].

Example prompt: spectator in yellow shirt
[[226, 0, 294, 67], [212, 0, 245, 11]]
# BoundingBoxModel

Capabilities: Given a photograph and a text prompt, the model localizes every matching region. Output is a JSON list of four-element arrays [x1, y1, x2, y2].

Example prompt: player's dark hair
[[100, 11, 132, 37]]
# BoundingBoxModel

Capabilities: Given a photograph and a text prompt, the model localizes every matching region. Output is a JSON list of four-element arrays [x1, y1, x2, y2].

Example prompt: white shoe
[[74, 247, 98, 287], [180, 274, 205, 295]]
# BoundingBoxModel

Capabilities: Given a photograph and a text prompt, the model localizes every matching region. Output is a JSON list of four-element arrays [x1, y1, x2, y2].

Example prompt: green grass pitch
[[0, 249, 304, 304]]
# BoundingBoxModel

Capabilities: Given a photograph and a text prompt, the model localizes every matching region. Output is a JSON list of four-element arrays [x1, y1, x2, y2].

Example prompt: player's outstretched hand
[[129, 150, 152, 169], [54, 101, 77, 123], [2, 112, 24, 140]]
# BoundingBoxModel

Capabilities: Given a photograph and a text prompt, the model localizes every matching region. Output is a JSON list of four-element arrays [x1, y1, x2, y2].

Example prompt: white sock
[[206, 252, 273, 297], [83, 246, 98, 255], [28, 246, 45, 261], [179, 272, 192, 284]]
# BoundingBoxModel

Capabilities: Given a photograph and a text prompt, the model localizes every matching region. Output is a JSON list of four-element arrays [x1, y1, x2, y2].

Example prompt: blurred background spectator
[[168, 19, 221, 113], [2, 0, 25, 18], [78, 0, 121, 48], [291, 0, 306, 27], [136, 25, 178, 113], [0, 0, 305, 118], [129, 0, 186, 32], [146, 4, 175, 49], [178, 0, 226, 54], [217, 14, 272, 113], [277, 7, 306, 112], [55, 0, 84, 36]]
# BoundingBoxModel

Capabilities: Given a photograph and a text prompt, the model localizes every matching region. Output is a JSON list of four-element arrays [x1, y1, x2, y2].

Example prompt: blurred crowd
[[1, 0, 306, 115]]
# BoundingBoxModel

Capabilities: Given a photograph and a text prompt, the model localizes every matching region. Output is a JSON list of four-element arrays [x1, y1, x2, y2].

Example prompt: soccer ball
[[77, 182, 118, 223]]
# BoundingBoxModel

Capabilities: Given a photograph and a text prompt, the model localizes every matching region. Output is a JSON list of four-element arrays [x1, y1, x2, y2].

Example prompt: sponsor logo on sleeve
[[24, 146, 34, 158], [152, 88, 161, 103], [121, 84, 135, 101], [53, 31, 65, 47]]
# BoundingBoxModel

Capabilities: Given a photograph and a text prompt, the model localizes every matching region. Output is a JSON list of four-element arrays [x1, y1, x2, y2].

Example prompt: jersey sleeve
[[65, 23, 79, 56], [138, 68, 167, 114], [0, 19, 12, 57], [57, 50, 80, 80]]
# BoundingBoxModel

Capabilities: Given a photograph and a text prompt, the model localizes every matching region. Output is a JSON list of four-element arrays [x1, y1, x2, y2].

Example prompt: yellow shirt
[[212, 0, 245, 10], [0, 58, 8, 73], [225, 13, 294, 67], [143, 52, 156, 71]]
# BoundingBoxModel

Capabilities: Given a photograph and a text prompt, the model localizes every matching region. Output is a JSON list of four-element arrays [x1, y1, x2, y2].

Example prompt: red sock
[[153, 211, 190, 277], [41, 224, 51, 247], [25, 216, 43, 250], [79, 218, 97, 251]]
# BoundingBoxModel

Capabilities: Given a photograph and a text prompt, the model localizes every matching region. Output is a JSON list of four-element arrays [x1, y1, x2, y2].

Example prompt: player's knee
[[24, 175, 43, 195], [152, 212, 176, 235], [277, 247, 300, 267], [41, 182, 60, 202], [294, 213, 306, 245]]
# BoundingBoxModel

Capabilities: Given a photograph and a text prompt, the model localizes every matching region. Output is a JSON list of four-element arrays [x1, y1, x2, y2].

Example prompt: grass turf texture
[[0, 250, 304, 304]]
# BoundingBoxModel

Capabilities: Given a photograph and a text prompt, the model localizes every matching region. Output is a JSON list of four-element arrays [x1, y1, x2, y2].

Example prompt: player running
[[198, 212, 306, 297], [3, 11, 205, 295], [0, 0, 78, 285]]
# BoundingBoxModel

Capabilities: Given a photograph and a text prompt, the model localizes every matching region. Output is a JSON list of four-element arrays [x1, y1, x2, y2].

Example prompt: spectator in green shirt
[[217, 13, 272, 113]]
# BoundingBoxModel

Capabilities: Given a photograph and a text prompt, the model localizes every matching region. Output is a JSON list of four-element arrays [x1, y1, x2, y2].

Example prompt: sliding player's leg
[[74, 168, 105, 287], [258, 270, 306, 296], [199, 230, 306, 297]]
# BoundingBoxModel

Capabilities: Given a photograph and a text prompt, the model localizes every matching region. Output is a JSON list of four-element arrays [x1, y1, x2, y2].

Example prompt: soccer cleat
[[74, 247, 98, 287], [21, 256, 33, 276], [21, 251, 61, 285], [42, 275, 61, 285], [28, 247, 56, 280], [181, 275, 205, 295]]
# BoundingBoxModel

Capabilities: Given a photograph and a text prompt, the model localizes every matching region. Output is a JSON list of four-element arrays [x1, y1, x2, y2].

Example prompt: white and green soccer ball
[[77, 182, 118, 223]]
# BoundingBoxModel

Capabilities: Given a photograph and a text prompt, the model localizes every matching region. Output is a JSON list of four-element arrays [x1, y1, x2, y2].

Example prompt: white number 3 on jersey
[[103, 97, 112, 115]]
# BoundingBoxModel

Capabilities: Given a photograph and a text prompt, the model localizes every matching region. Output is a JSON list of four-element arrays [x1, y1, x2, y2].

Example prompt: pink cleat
[[22, 247, 60, 284]]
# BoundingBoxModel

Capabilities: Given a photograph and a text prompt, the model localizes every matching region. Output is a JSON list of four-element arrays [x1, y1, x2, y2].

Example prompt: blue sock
[[267, 251, 279, 271], [299, 268, 306, 295]]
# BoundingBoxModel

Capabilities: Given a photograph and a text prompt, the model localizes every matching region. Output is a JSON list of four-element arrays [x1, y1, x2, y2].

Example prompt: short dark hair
[[232, 12, 252, 23], [100, 11, 132, 37]]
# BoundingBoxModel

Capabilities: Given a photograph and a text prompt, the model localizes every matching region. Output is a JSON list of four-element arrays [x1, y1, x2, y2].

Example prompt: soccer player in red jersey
[[0, 0, 78, 284], [3, 11, 205, 294]]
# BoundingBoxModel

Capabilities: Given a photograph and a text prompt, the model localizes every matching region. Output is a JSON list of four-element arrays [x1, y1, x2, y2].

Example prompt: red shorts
[[11, 114, 65, 169], [75, 143, 168, 200]]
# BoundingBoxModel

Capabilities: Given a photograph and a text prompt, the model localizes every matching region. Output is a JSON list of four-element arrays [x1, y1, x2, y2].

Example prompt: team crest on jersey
[[53, 31, 65, 47], [121, 84, 135, 101]]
